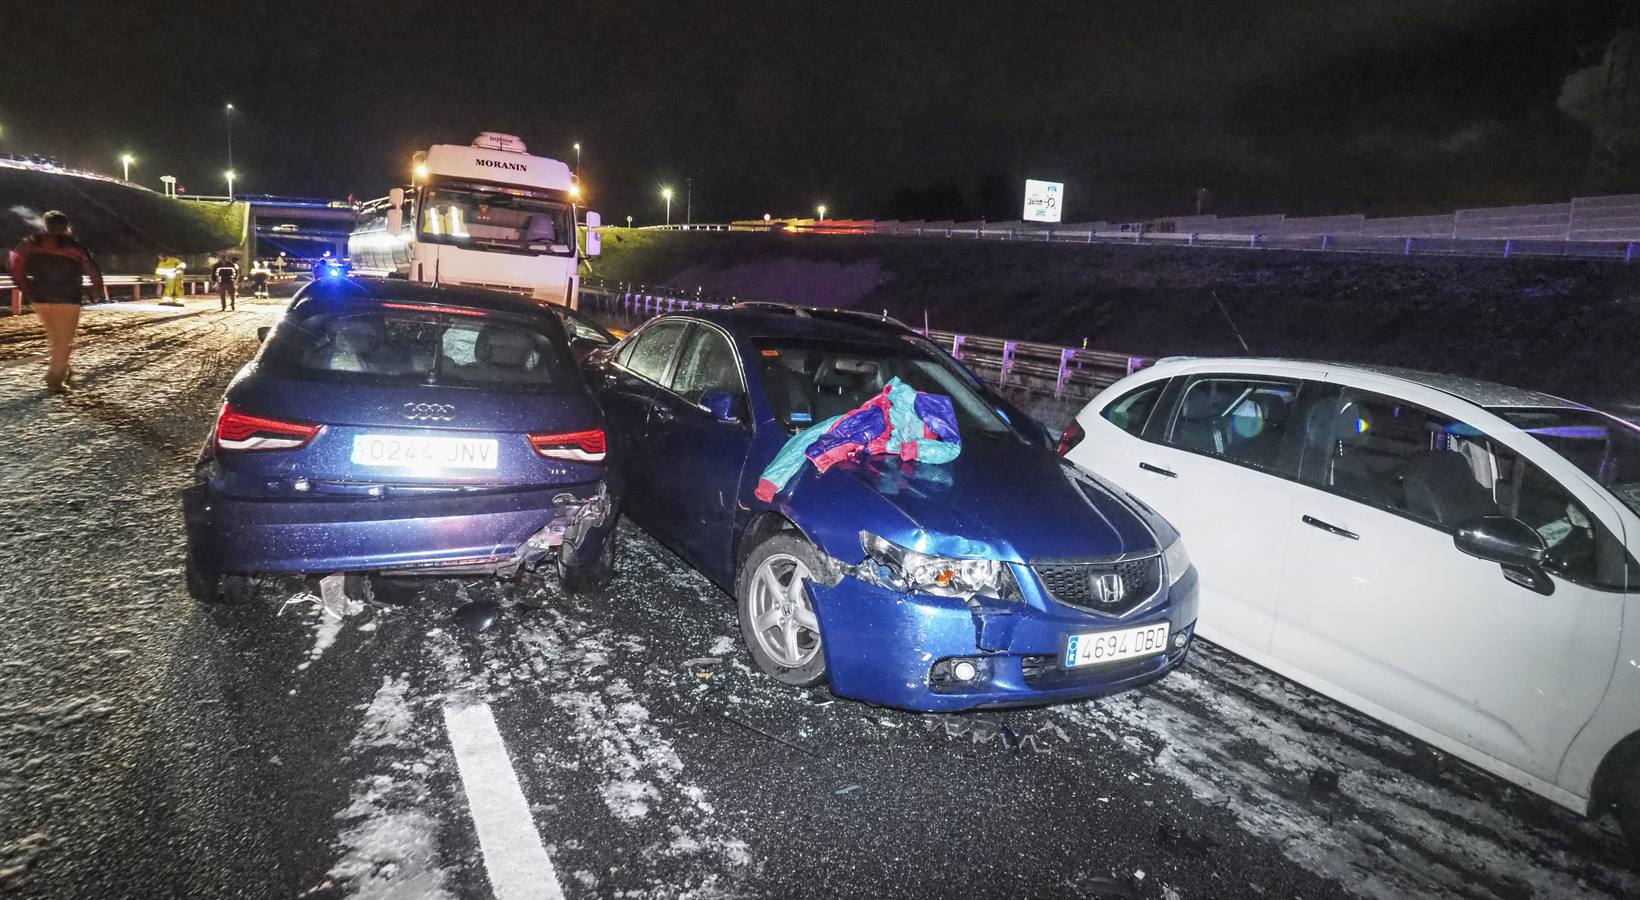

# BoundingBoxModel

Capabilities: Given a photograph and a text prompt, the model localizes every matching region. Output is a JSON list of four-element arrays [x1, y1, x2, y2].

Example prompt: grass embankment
[[594, 229, 1640, 406], [1, 168, 245, 271]]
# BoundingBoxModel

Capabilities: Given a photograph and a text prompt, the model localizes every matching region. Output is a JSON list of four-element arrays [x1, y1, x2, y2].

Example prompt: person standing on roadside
[[214, 255, 239, 311], [8, 210, 106, 393]]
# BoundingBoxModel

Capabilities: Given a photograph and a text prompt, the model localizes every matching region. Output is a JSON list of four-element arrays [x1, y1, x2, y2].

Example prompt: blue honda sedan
[[583, 306, 1198, 711], [182, 277, 619, 601]]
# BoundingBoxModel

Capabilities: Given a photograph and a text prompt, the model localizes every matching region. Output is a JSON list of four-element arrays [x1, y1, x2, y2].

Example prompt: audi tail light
[[215, 403, 322, 452], [1056, 419, 1086, 456], [528, 428, 606, 462]]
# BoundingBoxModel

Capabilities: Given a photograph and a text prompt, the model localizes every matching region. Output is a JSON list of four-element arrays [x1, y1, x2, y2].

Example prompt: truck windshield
[[1495, 406, 1640, 517], [420, 184, 574, 257]]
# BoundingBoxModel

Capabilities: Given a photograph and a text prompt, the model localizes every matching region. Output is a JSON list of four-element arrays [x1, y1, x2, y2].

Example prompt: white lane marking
[[443, 700, 565, 900]]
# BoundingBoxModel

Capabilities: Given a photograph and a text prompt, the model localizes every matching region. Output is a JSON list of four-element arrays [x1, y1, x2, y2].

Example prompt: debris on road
[[712, 710, 824, 759], [683, 657, 722, 680], [318, 574, 367, 620], [923, 715, 1072, 754], [834, 784, 861, 796], [453, 600, 503, 633]]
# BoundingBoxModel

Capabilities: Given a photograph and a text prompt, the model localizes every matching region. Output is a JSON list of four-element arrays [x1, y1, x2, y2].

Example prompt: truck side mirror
[[584, 211, 602, 257], [386, 188, 406, 235]]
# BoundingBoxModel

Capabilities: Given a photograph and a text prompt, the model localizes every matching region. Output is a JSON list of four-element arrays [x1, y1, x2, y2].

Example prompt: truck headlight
[[1163, 536, 1192, 586], [859, 531, 1020, 601]]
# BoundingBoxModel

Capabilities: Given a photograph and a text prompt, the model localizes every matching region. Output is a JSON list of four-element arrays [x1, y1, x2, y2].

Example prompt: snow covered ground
[[0, 296, 1634, 899]]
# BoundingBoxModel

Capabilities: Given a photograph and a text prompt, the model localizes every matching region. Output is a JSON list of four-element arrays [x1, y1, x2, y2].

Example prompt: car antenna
[[1212, 290, 1251, 354]]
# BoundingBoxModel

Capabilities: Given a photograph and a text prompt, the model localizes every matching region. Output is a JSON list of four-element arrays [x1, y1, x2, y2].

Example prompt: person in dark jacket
[[214, 256, 239, 310], [8, 211, 107, 393]]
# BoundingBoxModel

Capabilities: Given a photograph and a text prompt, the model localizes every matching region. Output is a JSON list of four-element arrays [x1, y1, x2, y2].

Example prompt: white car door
[[1274, 381, 1622, 786], [1078, 371, 1310, 657]]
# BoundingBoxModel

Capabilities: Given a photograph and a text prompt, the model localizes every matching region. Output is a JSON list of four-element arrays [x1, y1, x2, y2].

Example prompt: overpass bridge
[[179, 194, 354, 260]]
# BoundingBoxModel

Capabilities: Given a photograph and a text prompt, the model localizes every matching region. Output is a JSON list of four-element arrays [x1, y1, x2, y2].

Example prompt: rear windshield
[[264, 307, 577, 392]]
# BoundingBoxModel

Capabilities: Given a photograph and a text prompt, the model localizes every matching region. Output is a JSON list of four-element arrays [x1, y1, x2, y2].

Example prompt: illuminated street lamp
[[224, 103, 235, 171], [573, 142, 581, 174], [626, 215, 633, 228], [817, 204, 827, 221], [224, 169, 237, 198], [661, 187, 674, 226], [120, 153, 135, 182]]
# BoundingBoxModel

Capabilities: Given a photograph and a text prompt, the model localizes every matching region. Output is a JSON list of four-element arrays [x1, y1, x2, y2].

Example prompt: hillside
[[593, 230, 1640, 409], [0, 168, 245, 271]]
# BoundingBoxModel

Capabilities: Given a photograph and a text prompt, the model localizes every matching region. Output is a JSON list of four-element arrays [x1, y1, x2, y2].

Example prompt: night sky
[[2, 1, 1632, 223]]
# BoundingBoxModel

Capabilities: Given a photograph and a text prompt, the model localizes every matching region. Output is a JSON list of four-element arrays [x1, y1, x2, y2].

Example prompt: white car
[[1063, 357, 1640, 851]]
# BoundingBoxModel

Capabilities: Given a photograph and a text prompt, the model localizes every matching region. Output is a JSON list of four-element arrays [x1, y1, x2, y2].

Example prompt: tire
[[736, 532, 828, 687], [185, 552, 257, 605], [1616, 766, 1640, 869], [559, 533, 617, 594]]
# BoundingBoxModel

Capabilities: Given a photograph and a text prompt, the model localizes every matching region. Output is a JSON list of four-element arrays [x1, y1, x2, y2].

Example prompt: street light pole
[[573, 142, 581, 175], [225, 170, 236, 198], [120, 153, 134, 182], [224, 103, 235, 172], [662, 187, 673, 226], [686, 178, 692, 226], [817, 204, 827, 221]]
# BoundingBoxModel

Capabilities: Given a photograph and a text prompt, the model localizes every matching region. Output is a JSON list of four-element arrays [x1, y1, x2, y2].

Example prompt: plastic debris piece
[[834, 784, 861, 796], [318, 574, 365, 620], [453, 600, 503, 633], [683, 657, 722, 679], [712, 710, 823, 759]]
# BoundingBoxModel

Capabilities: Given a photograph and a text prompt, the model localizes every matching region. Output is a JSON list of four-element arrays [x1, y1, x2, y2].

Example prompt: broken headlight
[[858, 531, 1021, 601]]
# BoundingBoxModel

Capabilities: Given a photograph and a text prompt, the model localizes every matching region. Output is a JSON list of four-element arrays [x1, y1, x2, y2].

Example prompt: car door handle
[[1138, 462, 1177, 478], [1302, 515, 1359, 540]]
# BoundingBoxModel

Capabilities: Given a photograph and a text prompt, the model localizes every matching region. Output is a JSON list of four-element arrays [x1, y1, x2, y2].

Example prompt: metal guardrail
[[577, 279, 1144, 403], [0, 273, 298, 315], [637, 224, 732, 232]]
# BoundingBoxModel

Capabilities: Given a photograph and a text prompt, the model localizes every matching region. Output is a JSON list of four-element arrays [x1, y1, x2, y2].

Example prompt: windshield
[[756, 335, 1015, 437], [419, 182, 574, 256], [1495, 406, 1640, 517], [265, 307, 578, 393]]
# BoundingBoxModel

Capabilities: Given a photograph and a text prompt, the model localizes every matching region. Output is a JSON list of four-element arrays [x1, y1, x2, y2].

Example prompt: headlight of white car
[[1163, 536, 1192, 586], [859, 531, 1021, 601]]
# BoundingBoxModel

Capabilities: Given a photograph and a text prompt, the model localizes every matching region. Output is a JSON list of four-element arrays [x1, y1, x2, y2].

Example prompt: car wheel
[[559, 533, 617, 594], [185, 552, 258, 604], [1616, 765, 1640, 869], [737, 533, 827, 687]]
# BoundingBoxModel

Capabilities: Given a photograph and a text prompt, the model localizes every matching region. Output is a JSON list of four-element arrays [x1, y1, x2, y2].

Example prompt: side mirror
[[1454, 515, 1547, 568], [389, 187, 405, 208], [584, 211, 602, 257], [256, 325, 271, 343], [701, 389, 742, 424]]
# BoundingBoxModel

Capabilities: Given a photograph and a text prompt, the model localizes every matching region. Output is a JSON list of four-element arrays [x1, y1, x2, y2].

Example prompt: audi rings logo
[[402, 402, 455, 422]]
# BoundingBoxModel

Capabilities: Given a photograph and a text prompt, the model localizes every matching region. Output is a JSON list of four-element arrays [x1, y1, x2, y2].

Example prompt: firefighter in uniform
[[213, 256, 240, 310], [156, 254, 187, 305]]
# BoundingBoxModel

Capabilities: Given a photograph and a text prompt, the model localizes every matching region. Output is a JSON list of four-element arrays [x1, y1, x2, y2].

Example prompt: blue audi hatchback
[[182, 276, 619, 601], [584, 306, 1199, 711]]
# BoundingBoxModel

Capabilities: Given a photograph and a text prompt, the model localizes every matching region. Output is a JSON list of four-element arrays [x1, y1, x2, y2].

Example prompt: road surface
[[0, 291, 1634, 899]]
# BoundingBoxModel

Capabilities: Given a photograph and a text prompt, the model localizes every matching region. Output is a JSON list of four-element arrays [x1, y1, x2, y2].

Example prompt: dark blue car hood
[[782, 432, 1160, 564]]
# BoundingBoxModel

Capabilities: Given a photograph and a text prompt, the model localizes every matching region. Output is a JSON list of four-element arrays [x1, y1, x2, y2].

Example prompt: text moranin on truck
[[349, 132, 602, 309]]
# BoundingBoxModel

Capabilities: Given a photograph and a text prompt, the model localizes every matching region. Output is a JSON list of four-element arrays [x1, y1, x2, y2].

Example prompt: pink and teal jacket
[[754, 378, 962, 502]]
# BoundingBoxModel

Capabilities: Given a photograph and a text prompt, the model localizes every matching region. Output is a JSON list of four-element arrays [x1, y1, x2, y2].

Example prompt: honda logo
[[402, 402, 454, 422], [1090, 572, 1126, 605]]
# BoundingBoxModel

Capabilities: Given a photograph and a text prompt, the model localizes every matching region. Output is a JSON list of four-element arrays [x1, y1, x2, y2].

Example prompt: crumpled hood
[[786, 432, 1159, 564]]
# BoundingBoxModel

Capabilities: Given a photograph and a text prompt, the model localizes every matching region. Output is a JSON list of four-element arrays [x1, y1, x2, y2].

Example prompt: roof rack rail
[[729, 300, 917, 333]]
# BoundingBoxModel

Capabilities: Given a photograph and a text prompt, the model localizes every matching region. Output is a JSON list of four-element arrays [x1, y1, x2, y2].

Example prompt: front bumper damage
[[803, 554, 1200, 712]]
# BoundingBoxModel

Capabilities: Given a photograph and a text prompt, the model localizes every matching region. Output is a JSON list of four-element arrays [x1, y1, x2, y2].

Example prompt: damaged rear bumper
[[806, 565, 1199, 712], [183, 479, 617, 578]]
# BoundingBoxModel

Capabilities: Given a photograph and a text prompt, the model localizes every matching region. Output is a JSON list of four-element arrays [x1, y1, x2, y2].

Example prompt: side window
[[1101, 382, 1164, 437], [1301, 388, 1623, 589], [623, 321, 685, 383], [670, 327, 742, 404], [1164, 375, 1303, 476]]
